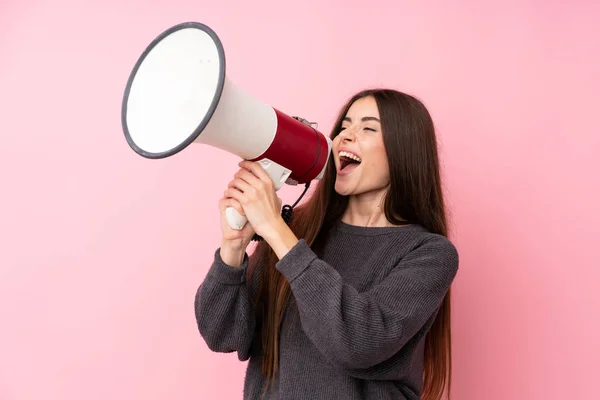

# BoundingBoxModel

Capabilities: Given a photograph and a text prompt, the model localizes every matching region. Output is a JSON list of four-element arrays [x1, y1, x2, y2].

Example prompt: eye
[[364, 127, 377, 132]]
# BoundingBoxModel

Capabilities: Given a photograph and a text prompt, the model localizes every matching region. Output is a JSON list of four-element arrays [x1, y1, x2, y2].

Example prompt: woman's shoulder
[[411, 228, 457, 250], [399, 228, 459, 273]]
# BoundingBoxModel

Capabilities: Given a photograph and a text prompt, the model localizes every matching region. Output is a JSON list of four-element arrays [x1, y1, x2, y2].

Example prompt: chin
[[334, 189, 351, 196], [334, 183, 348, 196], [334, 182, 357, 196]]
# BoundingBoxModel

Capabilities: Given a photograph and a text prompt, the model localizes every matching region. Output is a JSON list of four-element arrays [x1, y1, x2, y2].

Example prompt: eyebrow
[[343, 116, 380, 123]]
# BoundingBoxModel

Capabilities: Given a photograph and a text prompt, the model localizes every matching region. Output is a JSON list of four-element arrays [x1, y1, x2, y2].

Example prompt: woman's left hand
[[224, 160, 283, 237]]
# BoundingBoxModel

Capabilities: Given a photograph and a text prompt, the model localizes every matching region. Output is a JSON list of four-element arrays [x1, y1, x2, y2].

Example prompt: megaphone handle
[[225, 207, 248, 230], [225, 159, 292, 230]]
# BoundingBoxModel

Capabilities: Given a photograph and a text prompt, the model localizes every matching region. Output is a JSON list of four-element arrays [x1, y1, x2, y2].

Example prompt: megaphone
[[121, 22, 333, 231]]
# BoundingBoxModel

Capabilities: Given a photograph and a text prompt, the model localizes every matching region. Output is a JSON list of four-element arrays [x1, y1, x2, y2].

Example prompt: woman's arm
[[194, 248, 262, 361], [265, 227, 458, 371]]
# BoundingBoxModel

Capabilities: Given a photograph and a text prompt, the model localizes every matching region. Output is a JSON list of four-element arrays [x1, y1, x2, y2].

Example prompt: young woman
[[195, 89, 459, 400]]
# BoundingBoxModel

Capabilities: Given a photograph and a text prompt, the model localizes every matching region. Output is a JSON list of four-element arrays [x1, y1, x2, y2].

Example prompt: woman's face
[[332, 96, 390, 197]]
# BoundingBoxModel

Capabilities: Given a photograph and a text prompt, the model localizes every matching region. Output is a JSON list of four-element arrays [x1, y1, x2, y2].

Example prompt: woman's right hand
[[218, 196, 255, 265]]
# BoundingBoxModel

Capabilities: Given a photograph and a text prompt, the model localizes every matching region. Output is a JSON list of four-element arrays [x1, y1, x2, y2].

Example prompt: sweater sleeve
[[275, 237, 458, 370], [194, 248, 263, 361]]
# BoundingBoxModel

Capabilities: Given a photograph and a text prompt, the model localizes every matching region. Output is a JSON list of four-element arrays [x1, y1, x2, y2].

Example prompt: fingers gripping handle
[[226, 159, 292, 230]]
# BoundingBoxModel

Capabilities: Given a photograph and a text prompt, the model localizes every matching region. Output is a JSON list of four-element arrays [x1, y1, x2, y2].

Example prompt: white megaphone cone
[[121, 22, 332, 231]]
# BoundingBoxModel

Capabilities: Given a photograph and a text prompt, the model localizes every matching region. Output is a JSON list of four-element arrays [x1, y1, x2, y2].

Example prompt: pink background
[[1, 0, 599, 399]]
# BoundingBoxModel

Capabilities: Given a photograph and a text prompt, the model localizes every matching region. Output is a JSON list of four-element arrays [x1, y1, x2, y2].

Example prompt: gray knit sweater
[[195, 220, 459, 399]]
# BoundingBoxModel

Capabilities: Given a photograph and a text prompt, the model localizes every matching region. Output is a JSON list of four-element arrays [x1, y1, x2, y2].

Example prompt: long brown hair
[[251, 89, 453, 399]]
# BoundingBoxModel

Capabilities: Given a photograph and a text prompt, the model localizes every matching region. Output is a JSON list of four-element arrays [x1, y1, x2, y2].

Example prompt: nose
[[338, 125, 357, 142]]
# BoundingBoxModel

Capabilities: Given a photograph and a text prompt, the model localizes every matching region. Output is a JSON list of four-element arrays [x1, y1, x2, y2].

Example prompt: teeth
[[339, 151, 362, 163]]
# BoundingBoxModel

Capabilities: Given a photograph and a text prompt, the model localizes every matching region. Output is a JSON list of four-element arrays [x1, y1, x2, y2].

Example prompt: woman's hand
[[219, 194, 256, 249], [224, 160, 283, 238], [218, 187, 259, 267]]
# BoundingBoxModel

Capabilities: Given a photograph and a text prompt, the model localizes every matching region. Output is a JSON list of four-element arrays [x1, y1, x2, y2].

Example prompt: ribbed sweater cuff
[[207, 248, 249, 285], [275, 239, 317, 282]]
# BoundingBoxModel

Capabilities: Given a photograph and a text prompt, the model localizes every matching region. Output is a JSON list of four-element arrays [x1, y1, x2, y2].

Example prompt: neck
[[341, 188, 393, 227]]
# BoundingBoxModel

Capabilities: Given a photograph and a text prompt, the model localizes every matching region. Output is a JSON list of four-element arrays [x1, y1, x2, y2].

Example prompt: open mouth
[[339, 151, 362, 171]]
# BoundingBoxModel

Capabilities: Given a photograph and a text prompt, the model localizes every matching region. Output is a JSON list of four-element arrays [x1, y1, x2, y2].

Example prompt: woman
[[195, 89, 459, 400]]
